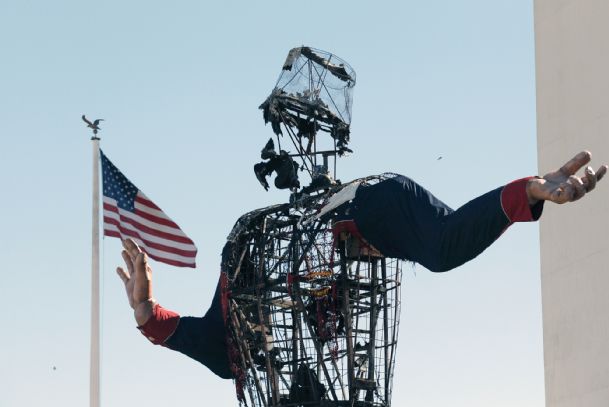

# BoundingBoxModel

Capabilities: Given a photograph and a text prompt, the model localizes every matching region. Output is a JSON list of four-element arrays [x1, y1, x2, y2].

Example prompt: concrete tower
[[535, 1, 609, 405]]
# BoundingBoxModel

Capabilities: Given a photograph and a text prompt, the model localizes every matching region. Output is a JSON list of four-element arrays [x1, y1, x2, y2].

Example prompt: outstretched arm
[[349, 151, 607, 272], [437, 151, 607, 271]]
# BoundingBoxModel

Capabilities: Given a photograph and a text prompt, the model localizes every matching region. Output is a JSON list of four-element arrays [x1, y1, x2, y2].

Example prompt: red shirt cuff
[[501, 177, 544, 223], [137, 303, 180, 345]]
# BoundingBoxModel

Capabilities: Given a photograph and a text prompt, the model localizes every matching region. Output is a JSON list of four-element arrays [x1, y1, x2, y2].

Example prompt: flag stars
[[100, 151, 138, 211], [99, 149, 197, 268]]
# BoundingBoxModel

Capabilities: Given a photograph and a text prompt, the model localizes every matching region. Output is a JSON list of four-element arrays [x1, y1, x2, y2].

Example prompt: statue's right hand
[[116, 238, 155, 325]]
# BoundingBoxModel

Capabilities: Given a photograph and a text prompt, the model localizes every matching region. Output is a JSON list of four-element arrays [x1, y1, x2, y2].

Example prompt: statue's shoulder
[[226, 173, 405, 242]]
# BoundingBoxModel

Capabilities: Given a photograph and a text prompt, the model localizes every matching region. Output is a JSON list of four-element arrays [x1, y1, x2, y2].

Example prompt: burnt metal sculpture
[[115, 43, 605, 407], [226, 47, 401, 407]]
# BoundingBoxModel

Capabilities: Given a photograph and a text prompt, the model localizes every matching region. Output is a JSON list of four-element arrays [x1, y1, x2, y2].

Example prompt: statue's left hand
[[526, 151, 608, 205]]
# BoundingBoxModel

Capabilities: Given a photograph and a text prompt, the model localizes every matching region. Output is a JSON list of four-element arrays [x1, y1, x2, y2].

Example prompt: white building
[[535, 1, 609, 405]]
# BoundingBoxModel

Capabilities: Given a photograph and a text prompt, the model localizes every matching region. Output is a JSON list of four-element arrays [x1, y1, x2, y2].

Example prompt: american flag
[[101, 150, 197, 268]]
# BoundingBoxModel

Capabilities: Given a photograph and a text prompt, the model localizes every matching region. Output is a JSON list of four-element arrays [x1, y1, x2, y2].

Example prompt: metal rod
[[294, 303, 318, 402], [229, 303, 260, 406], [339, 240, 355, 401], [325, 342, 348, 400], [333, 139, 337, 180], [232, 301, 268, 407], [388, 262, 401, 398], [90, 137, 100, 407], [293, 289, 339, 402], [352, 258, 362, 370], [287, 149, 338, 158], [366, 259, 378, 402], [255, 218, 280, 406], [381, 258, 390, 403], [230, 246, 248, 283]]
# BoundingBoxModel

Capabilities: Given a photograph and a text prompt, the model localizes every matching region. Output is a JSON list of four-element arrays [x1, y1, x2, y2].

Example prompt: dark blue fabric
[[164, 281, 232, 379], [352, 175, 510, 272]]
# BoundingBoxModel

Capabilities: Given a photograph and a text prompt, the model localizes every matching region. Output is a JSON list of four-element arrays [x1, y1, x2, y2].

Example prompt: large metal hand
[[116, 238, 155, 325], [526, 151, 607, 205]]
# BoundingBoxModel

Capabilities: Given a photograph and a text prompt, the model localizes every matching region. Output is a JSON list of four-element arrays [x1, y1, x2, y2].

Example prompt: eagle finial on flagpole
[[82, 114, 104, 140]]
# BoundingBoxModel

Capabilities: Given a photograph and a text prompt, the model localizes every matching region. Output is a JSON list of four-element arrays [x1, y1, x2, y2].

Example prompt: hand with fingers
[[116, 238, 156, 326], [527, 151, 608, 205]]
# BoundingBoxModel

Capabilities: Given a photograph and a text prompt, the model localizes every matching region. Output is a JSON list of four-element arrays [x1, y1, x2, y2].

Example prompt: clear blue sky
[[0, 1, 545, 406]]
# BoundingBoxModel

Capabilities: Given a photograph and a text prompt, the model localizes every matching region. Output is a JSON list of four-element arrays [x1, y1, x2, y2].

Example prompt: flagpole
[[90, 131, 101, 407]]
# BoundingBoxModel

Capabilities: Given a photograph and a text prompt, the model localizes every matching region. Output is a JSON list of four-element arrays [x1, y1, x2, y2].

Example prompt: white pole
[[90, 137, 101, 407]]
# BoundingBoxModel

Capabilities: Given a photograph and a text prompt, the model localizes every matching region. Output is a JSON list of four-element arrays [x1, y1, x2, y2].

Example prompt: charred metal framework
[[223, 176, 402, 407], [256, 47, 356, 193], [229, 47, 401, 406]]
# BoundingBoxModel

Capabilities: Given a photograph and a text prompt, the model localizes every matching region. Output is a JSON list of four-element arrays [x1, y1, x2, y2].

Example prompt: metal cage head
[[278, 47, 356, 127], [257, 47, 357, 193]]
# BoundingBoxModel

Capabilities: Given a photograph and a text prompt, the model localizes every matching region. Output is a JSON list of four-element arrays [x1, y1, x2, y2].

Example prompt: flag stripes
[[101, 150, 197, 268]]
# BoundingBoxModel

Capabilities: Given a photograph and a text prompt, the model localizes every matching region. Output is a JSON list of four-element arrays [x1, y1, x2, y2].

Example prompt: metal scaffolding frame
[[223, 179, 402, 407]]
